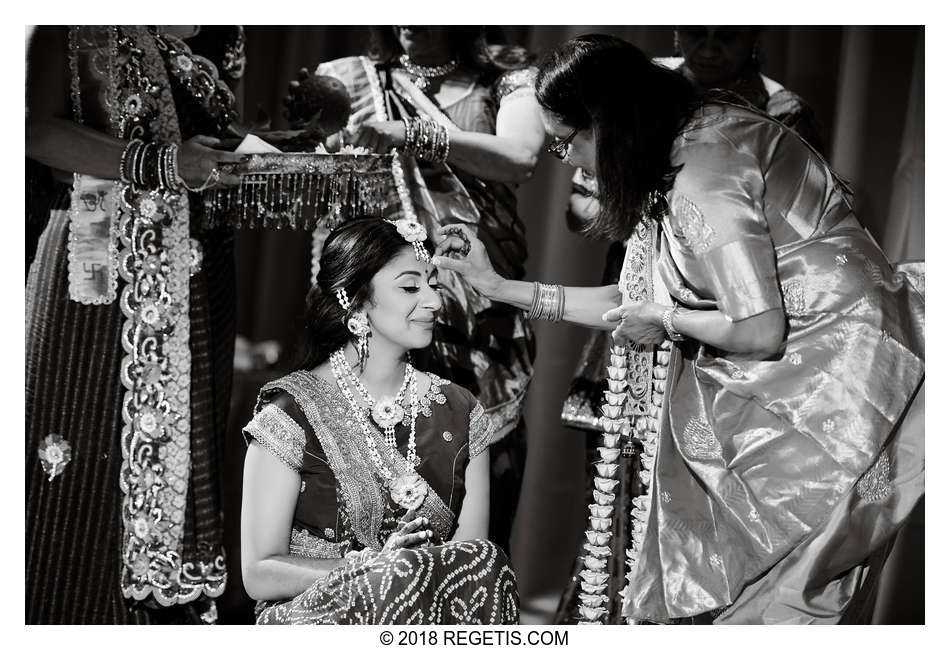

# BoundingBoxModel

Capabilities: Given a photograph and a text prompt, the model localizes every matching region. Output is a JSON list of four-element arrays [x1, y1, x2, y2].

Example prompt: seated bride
[[241, 217, 518, 624]]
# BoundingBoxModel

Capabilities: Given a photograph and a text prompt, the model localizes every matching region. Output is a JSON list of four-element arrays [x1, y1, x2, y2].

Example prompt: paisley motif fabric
[[623, 104, 925, 624]]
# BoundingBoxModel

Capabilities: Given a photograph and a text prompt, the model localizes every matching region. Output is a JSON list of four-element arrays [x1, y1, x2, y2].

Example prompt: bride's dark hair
[[294, 218, 433, 371], [535, 34, 698, 241]]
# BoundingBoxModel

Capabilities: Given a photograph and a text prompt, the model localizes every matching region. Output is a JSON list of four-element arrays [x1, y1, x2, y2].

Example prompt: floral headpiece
[[389, 218, 430, 263]]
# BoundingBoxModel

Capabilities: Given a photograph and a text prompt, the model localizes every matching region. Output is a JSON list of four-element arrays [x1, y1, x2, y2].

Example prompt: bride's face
[[365, 248, 442, 352], [540, 108, 596, 175]]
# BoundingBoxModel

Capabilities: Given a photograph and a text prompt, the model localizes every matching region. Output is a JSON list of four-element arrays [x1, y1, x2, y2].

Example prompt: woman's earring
[[672, 30, 681, 56], [751, 41, 761, 64], [347, 312, 370, 368]]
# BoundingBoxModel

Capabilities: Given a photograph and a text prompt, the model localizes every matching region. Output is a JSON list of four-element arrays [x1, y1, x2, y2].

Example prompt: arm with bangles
[[602, 301, 787, 359], [347, 85, 546, 184], [433, 223, 785, 357], [26, 26, 244, 189], [432, 224, 621, 331], [439, 90, 546, 182]]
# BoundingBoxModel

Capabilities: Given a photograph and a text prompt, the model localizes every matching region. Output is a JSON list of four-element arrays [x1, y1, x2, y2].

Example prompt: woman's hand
[[431, 224, 503, 298], [381, 511, 433, 553], [176, 135, 245, 189], [345, 120, 406, 154], [602, 302, 667, 346]]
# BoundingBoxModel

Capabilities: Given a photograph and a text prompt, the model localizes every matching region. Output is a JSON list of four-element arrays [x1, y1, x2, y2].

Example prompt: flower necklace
[[398, 54, 458, 90], [335, 351, 412, 453], [329, 350, 426, 510]]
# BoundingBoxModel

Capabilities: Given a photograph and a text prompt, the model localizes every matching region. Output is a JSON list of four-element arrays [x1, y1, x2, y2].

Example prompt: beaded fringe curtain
[[201, 153, 399, 231]]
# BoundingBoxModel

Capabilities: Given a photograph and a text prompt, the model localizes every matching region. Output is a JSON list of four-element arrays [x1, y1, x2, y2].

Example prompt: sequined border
[[105, 26, 225, 606], [468, 402, 495, 459], [289, 527, 349, 559], [620, 220, 656, 418], [244, 404, 308, 472]]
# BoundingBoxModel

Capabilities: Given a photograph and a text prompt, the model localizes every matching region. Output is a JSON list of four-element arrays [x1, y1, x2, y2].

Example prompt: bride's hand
[[381, 512, 433, 553], [431, 224, 503, 298]]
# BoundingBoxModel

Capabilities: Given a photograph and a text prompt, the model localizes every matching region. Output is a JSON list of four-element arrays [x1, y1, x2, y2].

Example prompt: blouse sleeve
[[492, 67, 538, 107], [668, 135, 783, 322], [243, 394, 307, 473], [468, 401, 496, 460]]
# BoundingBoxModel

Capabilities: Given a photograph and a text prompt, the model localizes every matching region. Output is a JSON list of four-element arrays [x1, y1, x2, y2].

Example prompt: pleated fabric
[[25, 190, 234, 624]]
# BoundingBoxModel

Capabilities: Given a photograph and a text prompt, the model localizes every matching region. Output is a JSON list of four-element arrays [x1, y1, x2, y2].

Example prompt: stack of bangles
[[527, 282, 566, 322], [120, 138, 219, 192], [403, 117, 450, 164], [662, 305, 685, 341]]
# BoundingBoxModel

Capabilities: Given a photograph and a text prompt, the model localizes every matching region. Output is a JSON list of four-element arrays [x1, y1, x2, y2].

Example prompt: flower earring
[[348, 312, 370, 367], [337, 289, 370, 367]]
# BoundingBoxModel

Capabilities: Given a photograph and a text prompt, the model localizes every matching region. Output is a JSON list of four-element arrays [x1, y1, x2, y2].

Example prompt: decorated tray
[[201, 151, 401, 231]]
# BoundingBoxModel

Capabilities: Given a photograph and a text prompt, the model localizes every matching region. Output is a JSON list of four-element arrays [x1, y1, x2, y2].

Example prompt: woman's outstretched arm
[[432, 223, 621, 330]]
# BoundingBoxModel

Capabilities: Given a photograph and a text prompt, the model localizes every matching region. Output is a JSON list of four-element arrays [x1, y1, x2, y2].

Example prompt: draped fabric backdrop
[[223, 26, 924, 623]]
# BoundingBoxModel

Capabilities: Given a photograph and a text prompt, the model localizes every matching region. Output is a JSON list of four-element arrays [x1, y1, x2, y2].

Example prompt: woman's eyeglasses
[[546, 128, 578, 160]]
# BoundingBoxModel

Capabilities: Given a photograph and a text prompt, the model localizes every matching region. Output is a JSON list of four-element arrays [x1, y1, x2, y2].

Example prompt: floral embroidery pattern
[[856, 450, 893, 503], [681, 416, 723, 460], [221, 26, 246, 80], [674, 195, 716, 253], [86, 26, 231, 606], [38, 435, 72, 482], [781, 279, 807, 316], [404, 373, 449, 423], [244, 404, 308, 472], [619, 220, 656, 419], [289, 527, 349, 559], [469, 402, 496, 459]]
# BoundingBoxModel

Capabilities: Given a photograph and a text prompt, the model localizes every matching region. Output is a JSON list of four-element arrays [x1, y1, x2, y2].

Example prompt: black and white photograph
[[22, 17, 932, 632]]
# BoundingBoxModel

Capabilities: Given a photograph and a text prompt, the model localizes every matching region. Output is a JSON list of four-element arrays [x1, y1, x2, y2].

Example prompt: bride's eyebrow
[[394, 270, 422, 280]]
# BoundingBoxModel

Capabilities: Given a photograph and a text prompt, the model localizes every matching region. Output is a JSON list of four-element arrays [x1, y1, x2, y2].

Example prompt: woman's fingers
[[189, 135, 220, 147], [214, 150, 249, 165], [602, 306, 624, 323], [433, 234, 467, 257], [611, 326, 628, 344], [435, 223, 476, 241], [400, 517, 427, 535], [431, 256, 470, 274], [404, 530, 433, 547], [388, 529, 432, 550]]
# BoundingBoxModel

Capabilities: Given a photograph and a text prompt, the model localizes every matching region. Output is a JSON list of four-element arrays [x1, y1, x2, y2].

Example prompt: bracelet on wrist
[[662, 306, 685, 342]]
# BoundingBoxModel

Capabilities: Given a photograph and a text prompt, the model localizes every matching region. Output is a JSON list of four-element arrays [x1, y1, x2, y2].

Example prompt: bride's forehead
[[376, 249, 433, 278]]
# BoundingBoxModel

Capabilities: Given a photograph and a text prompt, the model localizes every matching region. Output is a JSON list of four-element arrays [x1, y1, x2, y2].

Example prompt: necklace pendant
[[414, 76, 428, 91]]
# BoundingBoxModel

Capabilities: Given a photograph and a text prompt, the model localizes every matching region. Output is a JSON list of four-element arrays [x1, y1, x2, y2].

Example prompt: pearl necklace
[[329, 350, 419, 475], [336, 353, 412, 452], [398, 54, 458, 90]]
